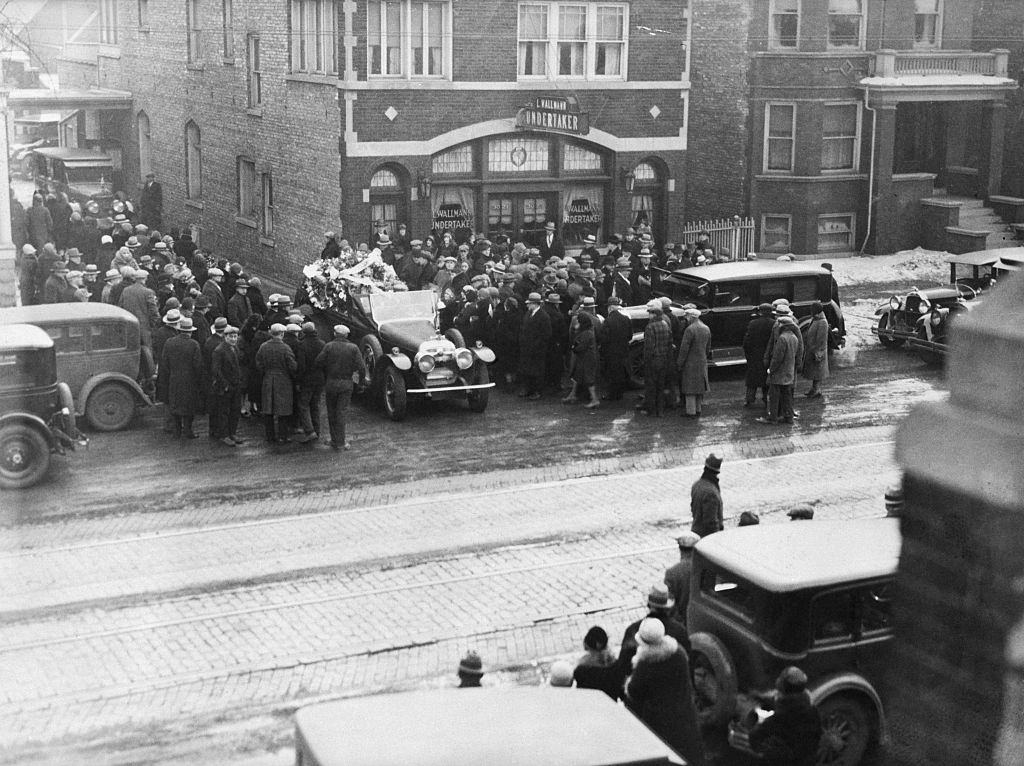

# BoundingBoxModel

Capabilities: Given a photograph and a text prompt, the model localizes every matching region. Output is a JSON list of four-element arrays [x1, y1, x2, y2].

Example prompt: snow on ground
[[826, 247, 951, 288]]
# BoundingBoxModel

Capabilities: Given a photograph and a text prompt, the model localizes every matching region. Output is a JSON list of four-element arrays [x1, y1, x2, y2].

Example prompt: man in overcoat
[[315, 324, 366, 450], [255, 324, 298, 443], [761, 317, 799, 424], [601, 296, 631, 400], [210, 325, 244, 446], [295, 322, 326, 443], [518, 292, 551, 400], [157, 317, 204, 439], [139, 173, 163, 230], [677, 308, 711, 417], [743, 303, 775, 408], [801, 301, 830, 398], [640, 300, 671, 417], [690, 453, 724, 537], [542, 292, 568, 392], [201, 267, 227, 320]]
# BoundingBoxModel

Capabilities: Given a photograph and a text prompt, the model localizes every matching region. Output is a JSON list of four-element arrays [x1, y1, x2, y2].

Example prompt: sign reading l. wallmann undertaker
[[515, 96, 590, 136]]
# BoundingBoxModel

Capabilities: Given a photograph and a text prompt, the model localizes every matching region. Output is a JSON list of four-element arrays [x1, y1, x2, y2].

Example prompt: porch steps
[[924, 192, 1020, 249]]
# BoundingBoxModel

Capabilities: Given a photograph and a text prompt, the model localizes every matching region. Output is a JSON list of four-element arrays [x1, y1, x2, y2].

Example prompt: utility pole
[[0, 81, 18, 307]]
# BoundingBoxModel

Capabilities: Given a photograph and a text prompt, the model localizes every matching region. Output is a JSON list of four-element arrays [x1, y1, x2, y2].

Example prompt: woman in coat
[[563, 312, 599, 407], [677, 309, 711, 417], [801, 301, 830, 398], [255, 324, 297, 443], [624, 618, 704, 766]]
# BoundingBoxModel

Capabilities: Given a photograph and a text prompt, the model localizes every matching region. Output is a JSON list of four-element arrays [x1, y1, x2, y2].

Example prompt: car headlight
[[931, 311, 944, 326], [417, 354, 435, 373], [455, 349, 474, 370], [889, 295, 900, 310], [918, 301, 930, 315]]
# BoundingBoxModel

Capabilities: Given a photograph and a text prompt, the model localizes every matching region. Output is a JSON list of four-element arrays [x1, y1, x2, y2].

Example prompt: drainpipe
[[861, 87, 878, 254]]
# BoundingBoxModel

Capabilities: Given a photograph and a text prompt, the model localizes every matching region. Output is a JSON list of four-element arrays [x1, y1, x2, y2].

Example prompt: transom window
[[290, 0, 337, 74], [368, 1, 452, 78], [828, 0, 864, 50], [914, 0, 942, 48], [633, 162, 658, 182], [370, 168, 401, 188], [562, 143, 603, 171], [769, 0, 799, 49], [822, 103, 860, 171], [764, 103, 796, 172], [518, 3, 628, 80], [488, 138, 550, 172], [432, 145, 474, 175], [818, 214, 856, 251]]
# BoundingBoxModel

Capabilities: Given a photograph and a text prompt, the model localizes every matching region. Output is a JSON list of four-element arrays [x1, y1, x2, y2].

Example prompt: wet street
[[1, 297, 944, 765]]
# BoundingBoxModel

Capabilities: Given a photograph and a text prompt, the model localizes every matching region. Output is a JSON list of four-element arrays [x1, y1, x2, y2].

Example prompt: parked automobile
[[687, 518, 900, 766], [946, 247, 1022, 292], [0, 323, 87, 489], [0, 304, 153, 431], [9, 113, 60, 177], [872, 284, 979, 365], [27, 147, 118, 207], [294, 688, 685, 766], [312, 290, 494, 421], [619, 261, 846, 382]]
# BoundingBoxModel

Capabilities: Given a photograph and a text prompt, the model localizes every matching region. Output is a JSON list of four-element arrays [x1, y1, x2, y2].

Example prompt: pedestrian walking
[[763, 303, 803, 419], [314, 324, 366, 450], [156, 317, 204, 439], [210, 325, 245, 446], [749, 667, 822, 766], [690, 453, 724, 537], [518, 293, 551, 400], [639, 300, 671, 417], [802, 301, 830, 398], [760, 317, 799, 425], [677, 307, 711, 417], [743, 303, 775, 408], [255, 323, 298, 443], [664, 532, 701, 625]]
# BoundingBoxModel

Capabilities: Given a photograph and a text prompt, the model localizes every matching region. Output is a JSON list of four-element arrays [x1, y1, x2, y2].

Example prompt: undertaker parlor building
[[47, 0, 690, 284]]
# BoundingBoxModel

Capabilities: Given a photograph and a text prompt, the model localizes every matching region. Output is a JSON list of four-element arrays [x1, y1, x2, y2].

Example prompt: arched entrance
[[368, 164, 409, 241], [629, 159, 667, 244]]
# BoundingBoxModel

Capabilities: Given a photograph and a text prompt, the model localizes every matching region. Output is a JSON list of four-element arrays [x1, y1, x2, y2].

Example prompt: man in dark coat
[[542, 292, 568, 392], [43, 263, 69, 304], [618, 584, 691, 682], [119, 269, 160, 349], [538, 221, 565, 261], [314, 324, 366, 449], [610, 258, 634, 306], [518, 292, 551, 400], [157, 317, 204, 438], [761, 317, 799, 425], [601, 296, 631, 400], [493, 296, 522, 386], [227, 279, 253, 331], [201, 267, 227, 320], [18, 244, 39, 306], [664, 532, 701, 626], [743, 303, 775, 408], [26, 195, 53, 252], [140, 173, 163, 230], [690, 453, 724, 537], [749, 667, 822, 766], [295, 322, 326, 442], [640, 301, 671, 417], [255, 324, 297, 443], [210, 325, 244, 446]]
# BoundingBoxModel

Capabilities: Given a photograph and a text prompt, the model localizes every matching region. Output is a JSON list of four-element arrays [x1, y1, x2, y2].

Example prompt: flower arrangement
[[302, 249, 404, 311]]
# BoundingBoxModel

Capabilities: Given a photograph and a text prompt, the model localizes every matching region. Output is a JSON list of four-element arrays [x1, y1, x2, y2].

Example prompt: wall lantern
[[417, 172, 432, 199], [620, 167, 636, 193]]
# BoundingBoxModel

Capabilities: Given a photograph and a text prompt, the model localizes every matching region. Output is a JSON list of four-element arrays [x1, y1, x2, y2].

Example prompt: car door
[[709, 280, 757, 349]]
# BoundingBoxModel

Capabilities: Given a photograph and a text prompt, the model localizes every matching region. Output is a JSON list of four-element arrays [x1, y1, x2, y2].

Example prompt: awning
[[7, 88, 133, 111]]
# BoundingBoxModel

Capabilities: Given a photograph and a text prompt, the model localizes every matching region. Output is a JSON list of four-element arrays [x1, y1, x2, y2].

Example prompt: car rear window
[[757, 279, 789, 303], [0, 350, 53, 388], [46, 325, 87, 355], [699, 567, 757, 622], [712, 281, 756, 308], [792, 278, 819, 303], [662, 276, 711, 309], [91, 323, 127, 351]]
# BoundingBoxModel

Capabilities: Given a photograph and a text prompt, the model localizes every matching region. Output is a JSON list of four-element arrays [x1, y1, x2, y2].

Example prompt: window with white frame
[[290, 0, 337, 74], [237, 157, 257, 220], [432, 145, 474, 174], [769, 0, 799, 49], [828, 0, 864, 49], [517, 3, 628, 80], [822, 103, 860, 171], [764, 103, 796, 172], [562, 143, 603, 171], [818, 214, 855, 251], [221, 0, 233, 56], [185, 121, 202, 200], [261, 172, 274, 236], [100, 0, 118, 43], [187, 0, 202, 62], [247, 34, 262, 107], [914, 0, 942, 47], [761, 215, 792, 253], [368, 1, 451, 78]]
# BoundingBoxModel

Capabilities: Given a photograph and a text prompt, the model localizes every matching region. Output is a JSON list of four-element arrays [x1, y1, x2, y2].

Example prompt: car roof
[[0, 323, 54, 351], [695, 518, 900, 592], [948, 246, 1024, 267], [295, 688, 684, 766], [30, 147, 113, 162], [667, 261, 829, 282], [0, 303, 139, 325]]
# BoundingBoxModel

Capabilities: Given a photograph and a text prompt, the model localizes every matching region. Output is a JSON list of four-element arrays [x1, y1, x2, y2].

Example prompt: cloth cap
[[135, 223, 149, 233], [270, 324, 286, 335], [104, 269, 120, 281], [676, 531, 701, 549], [684, 308, 701, 318], [705, 453, 723, 472], [154, 241, 168, 251], [301, 322, 317, 334], [458, 651, 483, 676], [286, 323, 302, 334], [647, 584, 674, 611], [637, 617, 666, 645], [208, 267, 224, 277], [333, 324, 350, 337], [646, 299, 662, 313], [225, 326, 239, 335], [101, 235, 114, 244], [22, 244, 36, 255], [548, 661, 575, 688], [133, 269, 149, 280]]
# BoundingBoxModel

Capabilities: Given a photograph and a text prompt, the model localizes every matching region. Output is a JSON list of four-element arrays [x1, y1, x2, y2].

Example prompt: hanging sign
[[515, 96, 589, 136]]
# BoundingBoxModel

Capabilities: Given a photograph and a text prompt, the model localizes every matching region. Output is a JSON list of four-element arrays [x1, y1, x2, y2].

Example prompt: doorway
[[486, 192, 557, 247]]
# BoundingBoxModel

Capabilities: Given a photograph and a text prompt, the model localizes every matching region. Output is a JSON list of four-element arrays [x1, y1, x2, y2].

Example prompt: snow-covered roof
[[860, 74, 1017, 89]]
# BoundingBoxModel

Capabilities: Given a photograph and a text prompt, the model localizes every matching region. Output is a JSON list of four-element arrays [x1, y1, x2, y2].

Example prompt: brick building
[[39, 0, 690, 285], [687, 0, 1020, 256]]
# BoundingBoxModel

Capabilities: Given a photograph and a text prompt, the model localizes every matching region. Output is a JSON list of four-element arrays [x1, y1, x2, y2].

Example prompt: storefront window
[[432, 186, 475, 240], [562, 185, 603, 246], [432, 144, 474, 175], [488, 138, 550, 172], [563, 143, 603, 171]]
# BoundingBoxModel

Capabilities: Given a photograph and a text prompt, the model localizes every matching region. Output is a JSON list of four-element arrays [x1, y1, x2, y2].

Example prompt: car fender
[[471, 345, 496, 364], [386, 352, 412, 372], [78, 373, 153, 414], [808, 671, 886, 742], [874, 305, 890, 317], [0, 412, 57, 450], [629, 331, 646, 346]]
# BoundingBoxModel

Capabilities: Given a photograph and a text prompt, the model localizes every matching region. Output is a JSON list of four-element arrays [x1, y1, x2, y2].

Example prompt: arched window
[[185, 121, 202, 199], [137, 110, 152, 180], [368, 164, 407, 241], [633, 162, 658, 182], [629, 159, 666, 239], [370, 168, 400, 189]]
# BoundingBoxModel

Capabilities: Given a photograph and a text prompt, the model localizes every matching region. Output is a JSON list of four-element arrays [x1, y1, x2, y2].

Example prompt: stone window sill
[[235, 216, 258, 229], [184, 199, 204, 211], [259, 236, 276, 247], [246, 107, 263, 117]]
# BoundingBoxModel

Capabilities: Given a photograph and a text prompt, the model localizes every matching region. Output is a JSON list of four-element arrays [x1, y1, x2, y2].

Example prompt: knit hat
[[458, 651, 483, 676]]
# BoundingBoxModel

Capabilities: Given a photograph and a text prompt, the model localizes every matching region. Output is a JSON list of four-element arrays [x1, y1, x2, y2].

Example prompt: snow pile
[[830, 247, 950, 288]]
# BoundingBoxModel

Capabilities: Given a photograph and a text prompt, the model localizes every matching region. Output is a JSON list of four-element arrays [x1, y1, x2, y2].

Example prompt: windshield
[[661, 275, 712, 309], [369, 290, 437, 324], [66, 166, 113, 184]]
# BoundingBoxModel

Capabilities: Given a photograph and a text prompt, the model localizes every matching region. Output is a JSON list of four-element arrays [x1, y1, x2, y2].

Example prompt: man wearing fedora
[[690, 453, 724, 537], [542, 291, 568, 392], [157, 317, 204, 439], [602, 296, 631, 401], [760, 316, 800, 425], [518, 292, 551, 400], [639, 300, 671, 417], [227, 278, 253, 329], [743, 303, 775, 408], [140, 172, 163, 230], [538, 221, 564, 261], [617, 584, 691, 681]]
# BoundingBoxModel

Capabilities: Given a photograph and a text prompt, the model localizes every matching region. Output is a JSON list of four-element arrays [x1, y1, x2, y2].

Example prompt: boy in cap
[[314, 324, 366, 450], [210, 324, 245, 446]]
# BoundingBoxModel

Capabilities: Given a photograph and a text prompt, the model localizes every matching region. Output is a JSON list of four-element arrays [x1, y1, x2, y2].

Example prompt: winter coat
[[26, 204, 52, 250], [211, 341, 242, 392], [690, 471, 723, 537], [802, 314, 830, 381], [743, 315, 775, 387], [255, 337, 297, 415], [227, 292, 253, 329], [664, 555, 694, 624], [624, 638, 705, 766], [119, 282, 160, 347], [570, 327, 598, 386], [768, 328, 799, 386], [749, 690, 822, 766], [677, 319, 711, 394], [602, 309, 631, 365], [157, 333, 204, 416], [202, 280, 227, 320], [518, 307, 551, 377], [765, 321, 803, 374], [296, 334, 327, 388]]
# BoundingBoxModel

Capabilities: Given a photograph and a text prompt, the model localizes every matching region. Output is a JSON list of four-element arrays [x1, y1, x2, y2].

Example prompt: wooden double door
[[486, 191, 557, 247]]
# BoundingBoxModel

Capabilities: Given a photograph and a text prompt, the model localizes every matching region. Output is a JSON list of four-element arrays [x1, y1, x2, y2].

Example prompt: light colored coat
[[802, 314, 830, 381], [255, 337, 297, 415], [768, 327, 799, 386], [677, 318, 711, 394]]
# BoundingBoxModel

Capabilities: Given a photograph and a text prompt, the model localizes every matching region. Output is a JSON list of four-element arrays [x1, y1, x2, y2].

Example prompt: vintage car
[[0, 304, 153, 431], [687, 518, 899, 766], [27, 147, 118, 207], [872, 284, 979, 365], [945, 247, 1023, 292], [620, 261, 846, 382], [0, 323, 88, 489], [294, 688, 685, 766], [313, 290, 494, 421], [9, 113, 60, 177]]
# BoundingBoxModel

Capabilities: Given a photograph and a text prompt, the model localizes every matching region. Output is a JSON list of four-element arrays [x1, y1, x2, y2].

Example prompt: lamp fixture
[[417, 172, 432, 198], [620, 167, 636, 193]]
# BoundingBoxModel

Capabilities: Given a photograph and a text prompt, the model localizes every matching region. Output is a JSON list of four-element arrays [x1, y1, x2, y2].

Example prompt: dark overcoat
[[157, 333, 204, 416], [255, 337, 297, 415], [570, 327, 598, 386], [743, 315, 775, 387], [518, 307, 551, 377], [749, 690, 822, 766], [690, 472, 723, 537]]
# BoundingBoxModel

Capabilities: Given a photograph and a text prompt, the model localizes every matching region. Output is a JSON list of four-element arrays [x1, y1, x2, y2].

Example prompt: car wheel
[[816, 694, 874, 766], [914, 326, 943, 366], [383, 365, 408, 421], [85, 382, 136, 431], [467, 362, 489, 413], [689, 633, 738, 730], [877, 314, 903, 348], [627, 345, 645, 389], [0, 424, 51, 490], [444, 328, 466, 348], [360, 335, 384, 394]]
